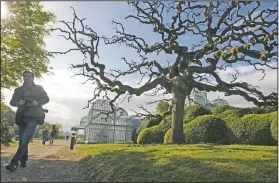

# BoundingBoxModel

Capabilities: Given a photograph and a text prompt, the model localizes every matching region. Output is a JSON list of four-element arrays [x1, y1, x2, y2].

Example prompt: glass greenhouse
[[211, 98, 229, 106], [74, 99, 141, 143], [185, 88, 229, 109]]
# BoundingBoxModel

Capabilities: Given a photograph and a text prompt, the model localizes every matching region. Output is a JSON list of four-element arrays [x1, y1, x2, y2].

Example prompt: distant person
[[66, 135, 69, 141], [42, 128, 49, 145], [49, 125, 58, 145], [6, 71, 49, 172]]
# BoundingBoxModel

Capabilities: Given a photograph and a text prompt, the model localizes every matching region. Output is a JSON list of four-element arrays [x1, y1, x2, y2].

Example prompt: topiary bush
[[270, 111, 278, 142], [161, 114, 172, 130], [218, 108, 246, 120], [222, 115, 241, 144], [146, 116, 163, 128], [131, 116, 162, 143], [211, 106, 242, 144], [184, 115, 228, 144], [137, 123, 165, 144], [230, 114, 275, 145], [183, 104, 211, 123], [210, 105, 235, 114], [163, 128, 171, 144]]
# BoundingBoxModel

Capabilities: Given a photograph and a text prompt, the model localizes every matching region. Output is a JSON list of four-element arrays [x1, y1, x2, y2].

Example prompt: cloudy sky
[[1, 2, 277, 133]]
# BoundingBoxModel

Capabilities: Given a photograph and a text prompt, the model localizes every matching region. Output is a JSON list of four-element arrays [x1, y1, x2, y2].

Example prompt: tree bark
[[169, 87, 186, 144]]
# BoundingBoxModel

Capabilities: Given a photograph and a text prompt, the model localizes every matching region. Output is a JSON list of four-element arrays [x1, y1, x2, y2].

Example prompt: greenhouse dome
[[211, 98, 229, 106]]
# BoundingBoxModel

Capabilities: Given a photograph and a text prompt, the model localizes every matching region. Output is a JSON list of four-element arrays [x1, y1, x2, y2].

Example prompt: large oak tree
[[51, 1, 277, 143]]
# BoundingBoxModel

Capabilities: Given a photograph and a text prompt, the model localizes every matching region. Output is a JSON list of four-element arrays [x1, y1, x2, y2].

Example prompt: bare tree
[[50, 1, 277, 144]]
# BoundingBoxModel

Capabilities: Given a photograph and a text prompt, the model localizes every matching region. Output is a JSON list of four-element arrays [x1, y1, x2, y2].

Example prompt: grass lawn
[[73, 144, 278, 182], [1, 139, 38, 148]]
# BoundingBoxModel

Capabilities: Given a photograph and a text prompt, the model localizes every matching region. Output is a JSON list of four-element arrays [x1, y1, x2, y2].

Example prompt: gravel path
[[1, 140, 88, 182]]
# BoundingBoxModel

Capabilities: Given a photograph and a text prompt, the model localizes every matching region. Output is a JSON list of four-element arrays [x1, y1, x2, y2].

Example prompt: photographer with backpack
[[6, 71, 49, 172]]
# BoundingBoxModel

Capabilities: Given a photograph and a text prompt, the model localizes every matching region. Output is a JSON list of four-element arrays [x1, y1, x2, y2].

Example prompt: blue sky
[[2, 1, 277, 132], [44, 1, 277, 71]]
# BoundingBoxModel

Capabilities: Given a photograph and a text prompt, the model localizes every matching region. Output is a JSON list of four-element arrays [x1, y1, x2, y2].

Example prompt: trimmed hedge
[[218, 108, 246, 119], [270, 111, 278, 142], [230, 114, 275, 145], [184, 115, 228, 144], [137, 114, 172, 144], [163, 128, 171, 144], [132, 116, 162, 143], [137, 123, 165, 144], [222, 115, 240, 144], [217, 106, 268, 120], [183, 104, 211, 123], [210, 105, 235, 114]]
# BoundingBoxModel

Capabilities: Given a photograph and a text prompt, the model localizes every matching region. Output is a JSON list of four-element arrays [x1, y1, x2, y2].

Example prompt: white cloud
[[206, 64, 277, 107]]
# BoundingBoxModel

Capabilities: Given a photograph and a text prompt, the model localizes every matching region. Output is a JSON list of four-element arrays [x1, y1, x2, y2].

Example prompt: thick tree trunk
[[169, 89, 186, 144]]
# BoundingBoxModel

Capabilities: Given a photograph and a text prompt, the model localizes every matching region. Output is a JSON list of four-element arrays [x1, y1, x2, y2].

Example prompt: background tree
[[51, 1, 277, 143], [1, 1, 55, 89], [33, 122, 63, 138], [156, 101, 170, 115], [1, 105, 16, 126]]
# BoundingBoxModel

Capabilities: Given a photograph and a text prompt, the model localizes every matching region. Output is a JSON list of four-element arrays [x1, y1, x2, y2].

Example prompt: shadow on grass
[[195, 144, 276, 152], [80, 149, 277, 182]]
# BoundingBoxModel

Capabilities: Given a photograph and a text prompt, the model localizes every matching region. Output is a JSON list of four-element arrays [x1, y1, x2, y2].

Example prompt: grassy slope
[[74, 144, 278, 182]]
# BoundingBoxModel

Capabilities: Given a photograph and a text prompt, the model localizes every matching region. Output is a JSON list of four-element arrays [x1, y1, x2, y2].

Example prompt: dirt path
[[1, 140, 87, 182]]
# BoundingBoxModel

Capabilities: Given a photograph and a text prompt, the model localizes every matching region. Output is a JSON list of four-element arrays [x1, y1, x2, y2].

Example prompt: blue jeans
[[11, 120, 37, 165]]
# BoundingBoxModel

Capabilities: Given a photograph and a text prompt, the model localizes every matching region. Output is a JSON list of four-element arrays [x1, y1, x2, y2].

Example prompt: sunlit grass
[[72, 144, 277, 182]]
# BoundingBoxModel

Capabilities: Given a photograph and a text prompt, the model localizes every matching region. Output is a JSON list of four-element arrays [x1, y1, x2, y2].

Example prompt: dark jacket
[[10, 83, 49, 123]]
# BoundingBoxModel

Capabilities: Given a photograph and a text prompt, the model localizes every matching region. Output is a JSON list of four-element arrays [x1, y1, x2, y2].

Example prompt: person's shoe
[[20, 162, 27, 168], [6, 163, 18, 172]]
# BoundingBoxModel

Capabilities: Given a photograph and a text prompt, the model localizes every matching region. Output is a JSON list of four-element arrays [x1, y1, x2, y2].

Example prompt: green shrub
[[183, 104, 211, 123], [270, 111, 278, 142], [230, 114, 275, 145], [184, 115, 228, 144], [210, 105, 235, 114], [137, 124, 165, 144], [211, 106, 242, 144], [132, 116, 162, 143], [222, 115, 241, 144], [217, 106, 269, 120], [218, 108, 246, 119], [161, 114, 172, 131], [247, 107, 265, 114], [1, 119, 15, 146], [263, 106, 277, 114], [163, 128, 171, 144], [156, 101, 170, 115], [146, 116, 162, 128], [131, 128, 138, 143]]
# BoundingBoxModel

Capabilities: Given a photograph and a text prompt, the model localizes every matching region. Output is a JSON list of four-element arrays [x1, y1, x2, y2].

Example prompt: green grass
[[75, 144, 278, 182], [2, 138, 38, 148]]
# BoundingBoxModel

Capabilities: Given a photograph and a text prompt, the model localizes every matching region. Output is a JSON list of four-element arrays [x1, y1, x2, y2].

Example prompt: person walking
[[42, 128, 49, 145], [6, 71, 49, 172], [66, 135, 69, 141], [49, 125, 58, 145]]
